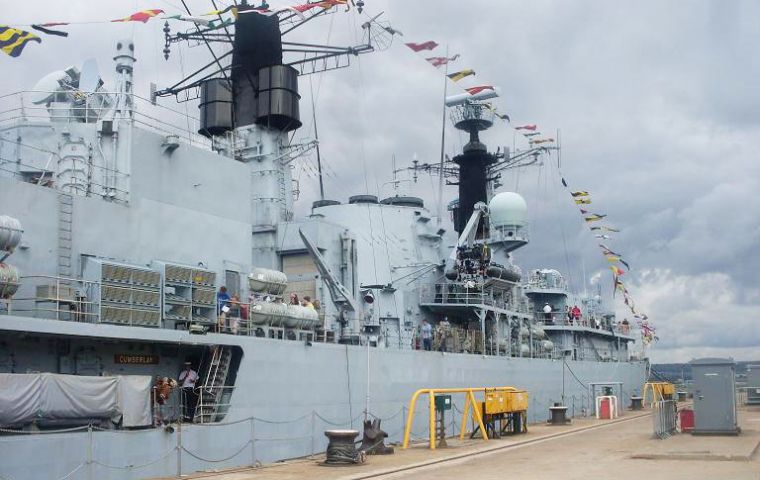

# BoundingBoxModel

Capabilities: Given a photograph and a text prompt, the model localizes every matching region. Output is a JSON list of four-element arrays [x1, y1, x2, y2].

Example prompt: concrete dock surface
[[162, 407, 760, 480]]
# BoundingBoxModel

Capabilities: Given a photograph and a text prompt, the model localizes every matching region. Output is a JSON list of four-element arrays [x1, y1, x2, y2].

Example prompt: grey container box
[[690, 357, 740, 435]]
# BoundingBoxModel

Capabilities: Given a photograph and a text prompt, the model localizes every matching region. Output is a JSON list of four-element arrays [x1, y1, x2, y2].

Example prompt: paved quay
[[156, 407, 760, 480]]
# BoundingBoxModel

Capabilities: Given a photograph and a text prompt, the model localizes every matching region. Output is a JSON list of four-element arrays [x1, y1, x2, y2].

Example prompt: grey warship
[[0, 4, 646, 479]]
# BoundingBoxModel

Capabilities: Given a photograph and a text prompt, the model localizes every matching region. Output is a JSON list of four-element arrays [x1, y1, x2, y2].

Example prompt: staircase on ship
[[193, 345, 234, 423]]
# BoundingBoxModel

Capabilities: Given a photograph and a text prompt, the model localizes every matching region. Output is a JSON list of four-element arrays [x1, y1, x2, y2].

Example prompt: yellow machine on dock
[[402, 387, 529, 450], [642, 382, 675, 407]]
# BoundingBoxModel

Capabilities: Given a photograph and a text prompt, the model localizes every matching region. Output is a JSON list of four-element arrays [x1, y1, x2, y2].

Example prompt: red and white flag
[[465, 85, 494, 95], [426, 54, 460, 67], [405, 41, 438, 52], [515, 124, 537, 131]]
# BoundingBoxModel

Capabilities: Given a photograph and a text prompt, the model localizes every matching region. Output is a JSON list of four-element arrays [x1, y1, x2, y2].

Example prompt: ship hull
[[0, 315, 647, 480]]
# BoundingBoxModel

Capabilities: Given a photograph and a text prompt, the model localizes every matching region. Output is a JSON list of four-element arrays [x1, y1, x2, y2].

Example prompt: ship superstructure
[[0, 5, 645, 479]]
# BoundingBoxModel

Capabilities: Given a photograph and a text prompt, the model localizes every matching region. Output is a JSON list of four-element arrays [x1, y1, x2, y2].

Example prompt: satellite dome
[[488, 192, 527, 227]]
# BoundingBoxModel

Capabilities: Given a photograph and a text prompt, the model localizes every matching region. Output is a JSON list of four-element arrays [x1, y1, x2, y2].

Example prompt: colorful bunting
[[203, 5, 236, 15], [515, 125, 537, 131], [584, 214, 607, 222], [403, 38, 506, 118], [599, 244, 621, 256], [560, 172, 651, 338], [31, 25, 69, 37], [292, 0, 350, 13], [405, 41, 438, 52], [613, 276, 625, 297], [426, 54, 460, 67], [465, 85, 494, 95], [484, 103, 509, 121], [447, 69, 475, 82], [111, 9, 164, 23], [0, 25, 41, 57], [163, 14, 212, 25]]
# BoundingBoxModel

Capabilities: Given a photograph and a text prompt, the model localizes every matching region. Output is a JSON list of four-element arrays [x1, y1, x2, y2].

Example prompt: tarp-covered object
[[0, 373, 152, 427]]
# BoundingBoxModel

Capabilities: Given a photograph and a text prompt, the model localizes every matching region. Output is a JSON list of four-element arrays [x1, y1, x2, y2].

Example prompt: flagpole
[[437, 44, 450, 225]]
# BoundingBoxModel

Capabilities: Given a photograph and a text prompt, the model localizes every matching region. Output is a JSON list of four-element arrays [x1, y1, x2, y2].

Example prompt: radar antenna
[[155, 2, 400, 102]]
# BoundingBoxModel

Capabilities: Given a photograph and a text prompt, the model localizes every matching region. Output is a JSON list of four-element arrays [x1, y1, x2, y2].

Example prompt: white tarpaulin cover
[[0, 373, 152, 427]]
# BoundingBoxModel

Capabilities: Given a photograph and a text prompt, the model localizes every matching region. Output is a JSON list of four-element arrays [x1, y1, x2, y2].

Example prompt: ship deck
[[159, 405, 760, 480]]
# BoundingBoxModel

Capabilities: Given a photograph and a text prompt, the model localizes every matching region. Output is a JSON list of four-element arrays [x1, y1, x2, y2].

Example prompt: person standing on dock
[[179, 362, 199, 422], [421, 320, 433, 351]]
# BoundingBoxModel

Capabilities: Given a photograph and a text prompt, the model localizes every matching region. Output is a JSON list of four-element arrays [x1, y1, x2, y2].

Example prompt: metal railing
[[4, 275, 100, 323], [652, 400, 677, 439], [538, 315, 633, 336], [0, 91, 212, 149], [419, 283, 511, 310]]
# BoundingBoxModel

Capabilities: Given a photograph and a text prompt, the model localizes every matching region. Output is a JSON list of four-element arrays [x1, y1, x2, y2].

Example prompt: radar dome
[[488, 192, 527, 227]]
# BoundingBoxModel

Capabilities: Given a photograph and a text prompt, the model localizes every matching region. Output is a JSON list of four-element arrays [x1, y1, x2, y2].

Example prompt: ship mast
[[155, 1, 396, 268]]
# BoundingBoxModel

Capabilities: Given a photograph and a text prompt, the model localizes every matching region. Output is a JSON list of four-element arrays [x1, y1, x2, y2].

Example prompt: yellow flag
[[0, 25, 41, 57], [447, 69, 475, 82]]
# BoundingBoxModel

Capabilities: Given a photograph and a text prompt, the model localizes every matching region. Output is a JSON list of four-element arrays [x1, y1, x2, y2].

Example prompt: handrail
[[401, 386, 521, 450]]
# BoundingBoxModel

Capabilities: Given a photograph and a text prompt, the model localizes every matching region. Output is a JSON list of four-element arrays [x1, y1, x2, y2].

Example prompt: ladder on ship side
[[57, 193, 73, 278], [194, 345, 233, 424]]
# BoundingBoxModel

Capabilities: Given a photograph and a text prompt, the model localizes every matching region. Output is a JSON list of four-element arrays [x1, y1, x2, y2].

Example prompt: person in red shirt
[[571, 305, 581, 323]]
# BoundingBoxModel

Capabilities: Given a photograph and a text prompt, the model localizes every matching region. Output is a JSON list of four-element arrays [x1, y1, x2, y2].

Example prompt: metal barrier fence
[[652, 399, 677, 439]]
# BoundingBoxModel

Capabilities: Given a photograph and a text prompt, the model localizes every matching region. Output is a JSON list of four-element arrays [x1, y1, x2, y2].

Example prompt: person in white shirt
[[542, 303, 552, 323], [178, 362, 198, 421]]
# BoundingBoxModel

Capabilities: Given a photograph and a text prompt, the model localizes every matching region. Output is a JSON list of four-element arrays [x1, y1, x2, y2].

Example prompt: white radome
[[489, 192, 528, 227]]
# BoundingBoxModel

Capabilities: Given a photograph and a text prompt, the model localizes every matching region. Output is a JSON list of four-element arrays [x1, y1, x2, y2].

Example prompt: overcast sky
[[4, 0, 760, 363]]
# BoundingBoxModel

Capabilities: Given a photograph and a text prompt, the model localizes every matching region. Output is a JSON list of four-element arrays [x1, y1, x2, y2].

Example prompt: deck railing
[[418, 283, 511, 310], [3, 275, 100, 323]]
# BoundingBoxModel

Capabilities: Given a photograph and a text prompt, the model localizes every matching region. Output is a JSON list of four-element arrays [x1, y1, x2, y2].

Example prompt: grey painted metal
[[691, 357, 739, 435]]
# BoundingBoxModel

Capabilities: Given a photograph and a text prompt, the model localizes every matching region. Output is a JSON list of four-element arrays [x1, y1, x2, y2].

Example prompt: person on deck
[[543, 303, 553, 323], [421, 320, 433, 351], [571, 305, 581, 324], [178, 362, 198, 422], [302, 296, 315, 310], [289, 293, 300, 306], [216, 286, 231, 315]]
